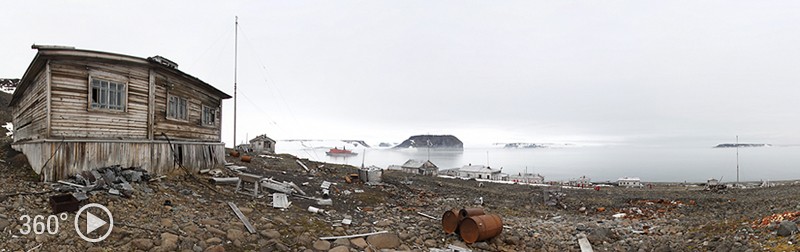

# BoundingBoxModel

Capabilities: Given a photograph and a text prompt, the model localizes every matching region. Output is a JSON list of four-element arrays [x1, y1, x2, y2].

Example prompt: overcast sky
[[2, 1, 799, 147]]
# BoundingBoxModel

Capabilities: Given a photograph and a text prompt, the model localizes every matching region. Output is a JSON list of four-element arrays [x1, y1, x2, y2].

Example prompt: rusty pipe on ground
[[459, 214, 503, 244]]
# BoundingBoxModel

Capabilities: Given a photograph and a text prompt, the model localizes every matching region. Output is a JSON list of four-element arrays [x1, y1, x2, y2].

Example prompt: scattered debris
[[49, 194, 79, 214], [321, 181, 332, 189], [577, 234, 594, 252], [358, 166, 383, 184], [308, 206, 325, 214], [296, 160, 310, 172], [319, 230, 389, 240], [235, 173, 263, 198], [341, 218, 352, 225], [209, 177, 240, 184], [228, 202, 256, 234], [418, 212, 438, 220], [753, 211, 800, 228], [272, 193, 291, 209]]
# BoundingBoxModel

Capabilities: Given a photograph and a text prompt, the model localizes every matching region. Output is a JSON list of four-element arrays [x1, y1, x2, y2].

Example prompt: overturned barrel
[[459, 214, 503, 244], [230, 151, 240, 157], [241, 155, 252, 162], [442, 209, 460, 234], [459, 208, 486, 220]]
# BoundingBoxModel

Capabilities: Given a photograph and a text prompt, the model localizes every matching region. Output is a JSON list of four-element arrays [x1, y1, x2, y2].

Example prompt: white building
[[617, 177, 642, 187], [509, 173, 545, 184], [457, 165, 504, 180]]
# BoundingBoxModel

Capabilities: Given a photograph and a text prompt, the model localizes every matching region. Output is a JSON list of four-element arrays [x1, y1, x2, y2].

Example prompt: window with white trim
[[167, 95, 188, 120], [202, 105, 216, 126], [90, 78, 126, 111]]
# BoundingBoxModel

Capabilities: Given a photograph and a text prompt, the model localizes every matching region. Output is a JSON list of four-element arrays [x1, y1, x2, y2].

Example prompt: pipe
[[459, 214, 503, 244]]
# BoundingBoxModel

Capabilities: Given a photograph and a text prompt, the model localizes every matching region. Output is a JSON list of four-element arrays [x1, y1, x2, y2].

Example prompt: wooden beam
[[45, 60, 52, 138], [147, 69, 156, 140]]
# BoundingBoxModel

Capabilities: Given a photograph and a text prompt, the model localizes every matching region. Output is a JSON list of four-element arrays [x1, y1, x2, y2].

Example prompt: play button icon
[[75, 203, 114, 242], [86, 211, 107, 234]]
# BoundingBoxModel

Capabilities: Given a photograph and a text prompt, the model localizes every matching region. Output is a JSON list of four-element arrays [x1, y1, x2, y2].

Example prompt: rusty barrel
[[230, 151, 240, 157], [459, 214, 503, 244], [459, 208, 486, 220], [241, 155, 252, 162], [441, 209, 460, 234]]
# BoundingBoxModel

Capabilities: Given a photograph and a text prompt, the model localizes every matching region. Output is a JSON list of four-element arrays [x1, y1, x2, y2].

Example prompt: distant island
[[393, 135, 463, 149], [378, 142, 397, 147], [498, 142, 574, 149], [714, 143, 771, 148]]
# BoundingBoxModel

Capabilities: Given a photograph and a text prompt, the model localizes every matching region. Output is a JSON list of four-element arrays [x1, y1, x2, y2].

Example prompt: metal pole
[[233, 16, 238, 149], [736, 135, 739, 183]]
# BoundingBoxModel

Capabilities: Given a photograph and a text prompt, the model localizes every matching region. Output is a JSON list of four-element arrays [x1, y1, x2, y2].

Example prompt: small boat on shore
[[326, 147, 358, 157]]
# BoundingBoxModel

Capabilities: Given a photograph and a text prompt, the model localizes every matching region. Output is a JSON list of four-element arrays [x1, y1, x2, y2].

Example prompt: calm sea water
[[276, 145, 800, 183]]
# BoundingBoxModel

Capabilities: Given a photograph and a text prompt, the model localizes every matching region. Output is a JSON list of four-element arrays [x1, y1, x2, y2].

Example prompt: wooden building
[[249, 134, 276, 154], [399, 159, 438, 176], [10, 45, 231, 181]]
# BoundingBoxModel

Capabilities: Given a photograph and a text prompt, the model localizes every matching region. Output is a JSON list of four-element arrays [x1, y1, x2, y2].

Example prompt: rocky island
[[393, 134, 463, 149], [714, 143, 771, 148]]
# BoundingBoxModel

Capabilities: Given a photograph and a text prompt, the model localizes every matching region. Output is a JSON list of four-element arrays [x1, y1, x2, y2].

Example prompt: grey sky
[[2, 1, 799, 147]]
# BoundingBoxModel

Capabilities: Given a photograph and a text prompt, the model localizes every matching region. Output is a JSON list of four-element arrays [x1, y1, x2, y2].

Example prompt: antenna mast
[[233, 16, 238, 149], [736, 135, 739, 184]]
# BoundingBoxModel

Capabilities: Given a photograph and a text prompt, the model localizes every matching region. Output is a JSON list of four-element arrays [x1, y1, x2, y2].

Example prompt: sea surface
[[276, 145, 800, 183]]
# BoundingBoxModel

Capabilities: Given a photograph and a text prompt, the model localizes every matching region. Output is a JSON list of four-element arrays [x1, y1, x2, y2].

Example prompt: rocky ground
[[2, 144, 800, 251]]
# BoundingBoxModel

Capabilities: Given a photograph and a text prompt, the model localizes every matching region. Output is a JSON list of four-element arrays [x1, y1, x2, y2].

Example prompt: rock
[[375, 219, 393, 227], [351, 237, 368, 248], [333, 238, 350, 246], [588, 227, 616, 243], [160, 232, 179, 251], [777, 221, 798, 237], [226, 229, 245, 242], [313, 239, 331, 250], [328, 246, 349, 252], [204, 245, 225, 252], [131, 238, 154, 250], [424, 239, 437, 247], [366, 233, 401, 249], [0, 219, 11, 230], [261, 229, 281, 239], [238, 207, 253, 214], [205, 237, 222, 245]]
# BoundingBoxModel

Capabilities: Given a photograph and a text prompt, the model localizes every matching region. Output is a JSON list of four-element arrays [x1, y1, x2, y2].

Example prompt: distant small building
[[458, 164, 503, 180], [399, 159, 438, 176], [249, 134, 276, 154], [567, 176, 592, 187], [509, 173, 545, 184], [617, 177, 642, 187], [707, 178, 719, 186]]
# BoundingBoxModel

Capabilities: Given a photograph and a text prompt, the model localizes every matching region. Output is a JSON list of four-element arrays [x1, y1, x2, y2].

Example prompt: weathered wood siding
[[49, 60, 150, 139], [12, 70, 48, 141], [153, 71, 222, 142], [17, 141, 225, 181]]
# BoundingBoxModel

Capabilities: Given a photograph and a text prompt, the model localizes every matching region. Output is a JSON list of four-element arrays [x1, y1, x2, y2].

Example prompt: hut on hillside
[[249, 134, 276, 154], [10, 45, 231, 181]]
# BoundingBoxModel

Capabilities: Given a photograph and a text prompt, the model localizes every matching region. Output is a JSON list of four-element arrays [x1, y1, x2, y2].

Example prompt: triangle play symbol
[[86, 211, 107, 234]]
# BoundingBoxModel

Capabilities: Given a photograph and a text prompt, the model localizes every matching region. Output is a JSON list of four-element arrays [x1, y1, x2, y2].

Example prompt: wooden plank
[[45, 60, 52, 138], [148, 68, 156, 140], [227, 202, 256, 233], [578, 236, 593, 252], [319, 231, 388, 240]]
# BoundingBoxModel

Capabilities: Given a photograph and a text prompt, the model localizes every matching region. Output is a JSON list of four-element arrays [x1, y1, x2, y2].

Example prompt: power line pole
[[233, 16, 238, 149], [736, 135, 739, 184]]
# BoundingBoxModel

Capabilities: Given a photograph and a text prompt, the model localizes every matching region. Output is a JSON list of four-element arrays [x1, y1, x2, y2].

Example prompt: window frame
[[166, 93, 189, 122], [201, 104, 217, 127], [87, 75, 128, 113]]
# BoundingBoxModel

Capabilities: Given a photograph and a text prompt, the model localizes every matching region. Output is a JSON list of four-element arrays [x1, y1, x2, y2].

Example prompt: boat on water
[[326, 147, 358, 156]]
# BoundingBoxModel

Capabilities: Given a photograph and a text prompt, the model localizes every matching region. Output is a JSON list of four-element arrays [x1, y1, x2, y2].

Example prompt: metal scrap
[[228, 202, 256, 234], [272, 193, 291, 209], [319, 230, 388, 240]]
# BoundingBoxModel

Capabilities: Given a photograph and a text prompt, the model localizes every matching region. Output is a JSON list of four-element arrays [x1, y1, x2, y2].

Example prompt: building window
[[202, 105, 216, 126], [167, 95, 188, 120], [90, 78, 126, 111]]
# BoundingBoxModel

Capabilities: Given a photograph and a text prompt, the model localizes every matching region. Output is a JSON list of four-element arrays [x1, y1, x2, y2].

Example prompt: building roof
[[401, 159, 436, 168], [10, 45, 231, 106], [617, 177, 641, 181], [249, 134, 275, 143], [458, 165, 501, 173]]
